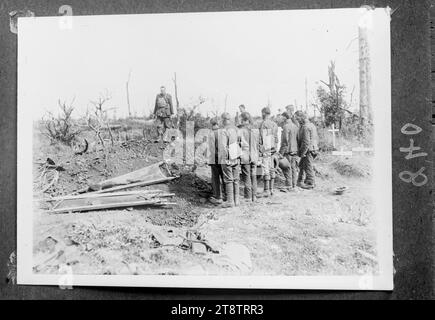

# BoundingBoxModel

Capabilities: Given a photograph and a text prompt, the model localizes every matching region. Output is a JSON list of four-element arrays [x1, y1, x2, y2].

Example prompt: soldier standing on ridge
[[153, 85, 174, 142], [235, 104, 247, 128]]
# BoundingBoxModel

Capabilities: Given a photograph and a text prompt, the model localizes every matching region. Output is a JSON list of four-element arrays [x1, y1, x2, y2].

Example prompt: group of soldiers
[[151, 86, 319, 208], [207, 105, 319, 208]]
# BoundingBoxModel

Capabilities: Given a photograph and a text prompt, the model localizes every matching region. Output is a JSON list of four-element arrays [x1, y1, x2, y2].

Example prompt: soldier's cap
[[285, 105, 295, 112], [240, 111, 252, 122], [294, 110, 307, 120], [210, 117, 219, 126], [261, 107, 271, 115], [221, 112, 231, 120], [282, 112, 291, 119]]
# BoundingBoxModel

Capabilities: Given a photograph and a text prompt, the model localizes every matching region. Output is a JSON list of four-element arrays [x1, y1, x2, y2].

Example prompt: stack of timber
[[36, 189, 176, 214], [36, 161, 178, 214]]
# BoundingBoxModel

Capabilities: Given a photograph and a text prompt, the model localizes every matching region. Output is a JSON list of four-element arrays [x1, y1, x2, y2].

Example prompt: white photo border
[[17, 8, 393, 290]]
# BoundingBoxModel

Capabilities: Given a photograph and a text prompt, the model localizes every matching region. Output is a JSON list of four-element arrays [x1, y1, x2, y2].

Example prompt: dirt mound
[[34, 132, 169, 197], [175, 172, 211, 194], [143, 196, 201, 228], [331, 157, 372, 178]]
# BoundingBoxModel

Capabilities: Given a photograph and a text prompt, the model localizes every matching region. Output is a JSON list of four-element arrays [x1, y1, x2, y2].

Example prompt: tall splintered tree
[[126, 70, 132, 118], [359, 25, 372, 126], [318, 61, 348, 128], [173, 72, 180, 129]]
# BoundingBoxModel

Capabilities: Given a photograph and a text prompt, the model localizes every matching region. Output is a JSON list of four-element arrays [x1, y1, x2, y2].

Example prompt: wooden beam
[[95, 176, 177, 194], [35, 189, 163, 202], [49, 199, 175, 214]]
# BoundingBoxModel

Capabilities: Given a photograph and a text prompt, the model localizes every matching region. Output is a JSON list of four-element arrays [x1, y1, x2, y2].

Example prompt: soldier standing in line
[[220, 112, 241, 208], [153, 85, 174, 142], [259, 107, 279, 197], [208, 118, 226, 205], [285, 105, 299, 127], [235, 104, 247, 128], [279, 112, 299, 192], [295, 111, 319, 189], [238, 112, 260, 202]]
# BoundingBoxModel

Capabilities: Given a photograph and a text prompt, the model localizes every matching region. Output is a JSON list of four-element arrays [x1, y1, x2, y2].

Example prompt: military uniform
[[238, 122, 260, 201], [259, 118, 278, 196], [208, 124, 226, 204], [220, 116, 241, 207], [297, 120, 319, 187], [280, 118, 300, 190], [154, 93, 174, 139]]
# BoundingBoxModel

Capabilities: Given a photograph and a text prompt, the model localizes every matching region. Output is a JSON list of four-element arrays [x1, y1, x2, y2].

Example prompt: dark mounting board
[[0, 0, 433, 300]]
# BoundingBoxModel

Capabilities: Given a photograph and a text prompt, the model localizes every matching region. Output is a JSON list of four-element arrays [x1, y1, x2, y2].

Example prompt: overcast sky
[[18, 8, 386, 120]]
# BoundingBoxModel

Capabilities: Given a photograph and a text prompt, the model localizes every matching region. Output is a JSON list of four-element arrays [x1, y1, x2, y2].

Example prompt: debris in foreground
[[38, 190, 176, 214], [36, 161, 179, 214], [334, 186, 349, 195]]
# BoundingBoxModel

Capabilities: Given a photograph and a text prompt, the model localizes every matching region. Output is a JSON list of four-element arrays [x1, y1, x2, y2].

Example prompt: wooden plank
[[97, 161, 170, 188], [46, 193, 175, 211], [95, 176, 177, 194], [40, 192, 175, 212], [49, 199, 175, 214], [35, 189, 163, 202]]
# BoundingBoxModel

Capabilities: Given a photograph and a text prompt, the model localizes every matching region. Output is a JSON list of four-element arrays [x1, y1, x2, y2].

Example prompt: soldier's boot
[[301, 183, 314, 190], [222, 183, 227, 202], [302, 179, 315, 189], [220, 183, 234, 208], [243, 181, 252, 202], [155, 132, 162, 143], [261, 180, 270, 198], [159, 131, 166, 143], [234, 181, 240, 207], [270, 178, 275, 196], [209, 197, 223, 205], [251, 173, 258, 202], [296, 179, 304, 188]]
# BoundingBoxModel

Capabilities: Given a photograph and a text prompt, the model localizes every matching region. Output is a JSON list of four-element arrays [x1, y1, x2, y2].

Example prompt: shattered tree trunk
[[359, 26, 372, 126], [173, 72, 180, 112], [126, 70, 132, 118], [173, 72, 180, 129]]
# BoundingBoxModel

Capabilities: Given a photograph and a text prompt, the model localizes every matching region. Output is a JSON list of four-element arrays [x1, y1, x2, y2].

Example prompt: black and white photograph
[[16, 8, 393, 290]]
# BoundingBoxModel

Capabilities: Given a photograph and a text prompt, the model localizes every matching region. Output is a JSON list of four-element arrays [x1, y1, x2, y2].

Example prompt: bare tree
[[320, 61, 343, 95], [43, 97, 81, 145], [87, 91, 115, 147], [319, 61, 349, 128]]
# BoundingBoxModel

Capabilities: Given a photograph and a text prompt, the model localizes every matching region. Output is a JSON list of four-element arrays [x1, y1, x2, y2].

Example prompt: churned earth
[[32, 130, 378, 277]]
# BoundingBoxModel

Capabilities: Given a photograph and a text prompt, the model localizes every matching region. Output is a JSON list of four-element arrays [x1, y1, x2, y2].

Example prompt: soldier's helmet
[[278, 157, 291, 171], [282, 112, 291, 120], [294, 110, 307, 121], [261, 107, 271, 115], [221, 112, 231, 121], [240, 112, 252, 124], [210, 117, 219, 126]]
